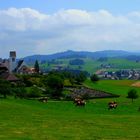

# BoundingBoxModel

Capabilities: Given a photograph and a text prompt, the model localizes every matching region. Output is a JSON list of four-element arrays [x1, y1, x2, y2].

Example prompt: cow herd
[[73, 98, 118, 109], [38, 97, 118, 110]]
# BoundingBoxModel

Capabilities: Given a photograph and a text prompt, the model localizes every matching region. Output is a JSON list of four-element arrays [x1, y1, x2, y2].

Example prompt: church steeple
[[9, 51, 16, 73]]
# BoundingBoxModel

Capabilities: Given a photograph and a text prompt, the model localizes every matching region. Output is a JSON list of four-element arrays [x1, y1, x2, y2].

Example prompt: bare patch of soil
[[131, 81, 140, 87]]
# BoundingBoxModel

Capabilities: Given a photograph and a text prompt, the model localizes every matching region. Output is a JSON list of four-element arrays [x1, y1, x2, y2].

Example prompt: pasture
[[40, 57, 140, 74], [84, 79, 140, 98], [1, 80, 140, 140]]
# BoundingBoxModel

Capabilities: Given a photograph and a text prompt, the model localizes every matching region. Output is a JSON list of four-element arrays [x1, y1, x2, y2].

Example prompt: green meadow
[[84, 79, 140, 97], [1, 80, 140, 140], [41, 57, 140, 74]]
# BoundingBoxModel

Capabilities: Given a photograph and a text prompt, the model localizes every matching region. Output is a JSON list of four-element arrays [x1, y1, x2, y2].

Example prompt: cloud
[[0, 8, 48, 31], [0, 8, 140, 57]]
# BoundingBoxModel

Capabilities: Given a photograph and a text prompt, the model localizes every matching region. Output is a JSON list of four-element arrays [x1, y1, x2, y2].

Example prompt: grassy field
[[84, 79, 140, 98], [1, 80, 140, 140], [40, 57, 140, 74]]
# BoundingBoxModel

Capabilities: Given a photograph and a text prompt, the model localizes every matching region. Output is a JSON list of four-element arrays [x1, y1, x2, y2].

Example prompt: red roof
[[0, 72, 19, 81]]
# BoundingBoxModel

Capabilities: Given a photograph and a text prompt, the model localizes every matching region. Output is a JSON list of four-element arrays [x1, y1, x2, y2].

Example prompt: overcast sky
[[1, 0, 140, 58]]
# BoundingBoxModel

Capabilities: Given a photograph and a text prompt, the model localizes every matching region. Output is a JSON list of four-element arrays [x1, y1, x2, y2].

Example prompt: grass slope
[[40, 57, 140, 74], [84, 79, 140, 97], [1, 79, 140, 140]]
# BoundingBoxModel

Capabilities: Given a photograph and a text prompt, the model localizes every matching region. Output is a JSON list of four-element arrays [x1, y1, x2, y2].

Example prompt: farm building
[[0, 51, 35, 74]]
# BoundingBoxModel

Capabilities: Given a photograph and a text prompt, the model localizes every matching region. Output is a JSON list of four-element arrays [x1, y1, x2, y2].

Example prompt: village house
[[0, 51, 36, 82], [0, 51, 35, 74]]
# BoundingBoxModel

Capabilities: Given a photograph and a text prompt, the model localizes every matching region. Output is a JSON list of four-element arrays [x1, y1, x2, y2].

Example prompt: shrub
[[127, 89, 138, 102], [45, 74, 64, 98], [13, 87, 27, 99], [26, 86, 43, 98], [0, 79, 12, 98], [90, 74, 99, 82]]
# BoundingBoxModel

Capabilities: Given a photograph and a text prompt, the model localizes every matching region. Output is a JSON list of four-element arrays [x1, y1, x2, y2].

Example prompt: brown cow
[[108, 101, 117, 110], [74, 98, 86, 106], [73, 98, 81, 104], [38, 97, 48, 103]]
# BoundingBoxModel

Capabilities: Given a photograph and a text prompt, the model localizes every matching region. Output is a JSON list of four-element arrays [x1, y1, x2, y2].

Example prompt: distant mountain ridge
[[22, 50, 140, 64]]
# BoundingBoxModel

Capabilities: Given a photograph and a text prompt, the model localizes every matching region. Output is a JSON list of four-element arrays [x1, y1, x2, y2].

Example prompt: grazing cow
[[38, 97, 48, 103], [73, 98, 81, 104], [108, 101, 117, 110], [74, 98, 86, 106]]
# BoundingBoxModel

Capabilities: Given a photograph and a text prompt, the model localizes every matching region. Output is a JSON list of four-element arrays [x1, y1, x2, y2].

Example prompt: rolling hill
[[21, 50, 140, 74], [22, 50, 140, 63]]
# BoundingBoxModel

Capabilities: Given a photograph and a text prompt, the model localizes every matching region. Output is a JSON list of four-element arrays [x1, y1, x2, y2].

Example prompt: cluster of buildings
[[97, 69, 140, 80], [0, 51, 36, 82]]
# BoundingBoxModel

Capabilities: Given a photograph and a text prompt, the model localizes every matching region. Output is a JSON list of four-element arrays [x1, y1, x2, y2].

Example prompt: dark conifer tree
[[34, 60, 40, 73]]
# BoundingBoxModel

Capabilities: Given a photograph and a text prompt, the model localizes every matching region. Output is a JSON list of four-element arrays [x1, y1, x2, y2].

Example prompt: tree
[[90, 74, 99, 82], [45, 74, 64, 98], [26, 86, 42, 98], [69, 77, 75, 85], [75, 72, 87, 84], [127, 89, 138, 103], [22, 75, 33, 87], [34, 60, 40, 73], [0, 79, 11, 98], [13, 87, 26, 99]]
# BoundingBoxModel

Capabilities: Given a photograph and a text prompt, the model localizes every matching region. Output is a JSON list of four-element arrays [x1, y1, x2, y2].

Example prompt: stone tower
[[9, 51, 16, 73]]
